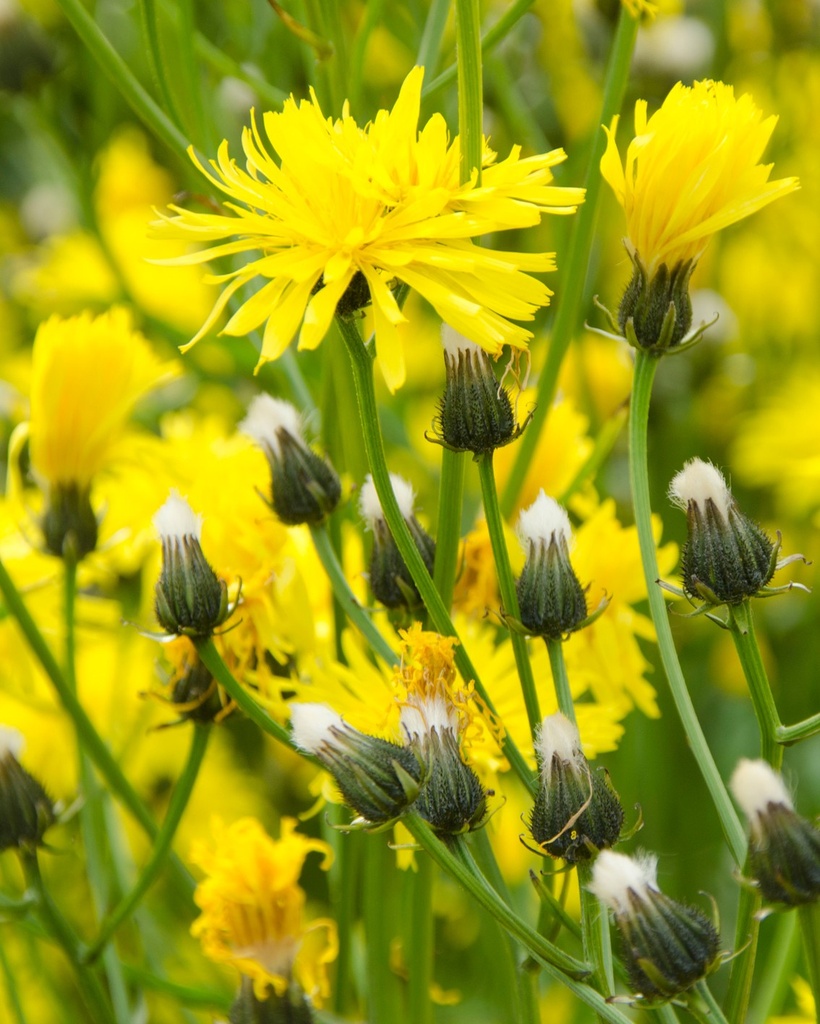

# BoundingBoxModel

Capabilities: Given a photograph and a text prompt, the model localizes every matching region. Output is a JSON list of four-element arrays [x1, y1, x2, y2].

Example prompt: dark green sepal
[[155, 534, 232, 637], [267, 429, 341, 526], [413, 727, 487, 836], [516, 536, 589, 639], [368, 517, 435, 611], [42, 483, 98, 560], [530, 762, 623, 863], [0, 750, 55, 853], [618, 254, 695, 352], [230, 978, 315, 1024], [747, 803, 820, 907]]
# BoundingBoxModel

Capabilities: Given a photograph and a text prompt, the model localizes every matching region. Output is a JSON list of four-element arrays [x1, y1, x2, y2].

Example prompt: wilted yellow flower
[[154, 66, 584, 390], [29, 308, 174, 491], [190, 817, 337, 1004], [601, 79, 799, 278]]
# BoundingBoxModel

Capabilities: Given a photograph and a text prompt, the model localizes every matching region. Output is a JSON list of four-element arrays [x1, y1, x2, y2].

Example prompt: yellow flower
[[601, 79, 799, 279], [154, 66, 584, 390], [190, 817, 337, 1004], [28, 308, 175, 490]]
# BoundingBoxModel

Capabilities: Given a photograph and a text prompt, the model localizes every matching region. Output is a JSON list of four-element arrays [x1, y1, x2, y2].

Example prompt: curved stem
[[0, 557, 192, 891], [310, 524, 397, 666], [546, 638, 575, 724], [500, 6, 640, 516], [477, 454, 541, 740], [628, 350, 746, 866], [337, 316, 536, 795], [22, 853, 115, 1024], [726, 602, 783, 767], [777, 712, 820, 745], [194, 638, 293, 751], [85, 725, 210, 963]]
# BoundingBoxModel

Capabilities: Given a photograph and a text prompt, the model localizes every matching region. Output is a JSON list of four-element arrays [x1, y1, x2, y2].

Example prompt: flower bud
[[515, 492, 588, 638], [153, 492, 232, 637], [730, 758, 820, 907], [229, 977, 315, 1024], [240, 395, 341, 526], [429, 328, 520, 456], [0, 727, 55, 852], [289, 703, 422, 825], [528, 713, 623, 863], [41, 482, 98, 560], [618, 251, 695, 351], [359, 474, 435, 612], [669, 460, 775, 605], [169, 653, 225, 724], [590, 850, 721, 1001]]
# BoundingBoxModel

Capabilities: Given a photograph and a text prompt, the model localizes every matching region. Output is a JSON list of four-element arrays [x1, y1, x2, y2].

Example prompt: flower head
[[154, 66, 584, 390], [190, 817, 337, 1004], [0, 726, 56, 853], [601, 80, 799, 279]]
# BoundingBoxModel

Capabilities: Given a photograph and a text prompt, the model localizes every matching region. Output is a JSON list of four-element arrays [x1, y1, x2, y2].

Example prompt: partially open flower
[[153, 491, 233, 637], [730, 759, 820, 907], [240, 395, 340, 526], [528, 713, 623, 863], [359, 474, 435, 613], [590, 850, 721, 1002], [289, 703, 422, 826], [0, 726, 55, 853]]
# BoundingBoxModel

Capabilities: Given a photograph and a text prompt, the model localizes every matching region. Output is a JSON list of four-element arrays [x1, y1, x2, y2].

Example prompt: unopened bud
[[0, 727, 55, 852], [42, 483, 98, 560], [618, 252, 695, 351], [229, 977, 315, 1024]]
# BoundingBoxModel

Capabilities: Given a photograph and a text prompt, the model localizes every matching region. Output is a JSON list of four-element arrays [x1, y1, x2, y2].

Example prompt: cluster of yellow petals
[[190, 817, 337, 1004], [27, 308, 176, 490], [600, 79, 799, 277], [154, 66, 583, 390]]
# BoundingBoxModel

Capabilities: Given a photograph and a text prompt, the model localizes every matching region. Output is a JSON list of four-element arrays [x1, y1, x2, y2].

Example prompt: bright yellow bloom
[[190, 817, 337, 1004], [154, 66, 584, 390], [601, 79, 799, 277], [28, 308, 175, 490]]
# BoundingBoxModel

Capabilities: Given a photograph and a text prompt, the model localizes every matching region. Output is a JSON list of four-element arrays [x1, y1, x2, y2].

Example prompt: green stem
[[727, 602, 783, 767], [798, 903, 820, 1022], [477, 454, 541, 740], [138, 0, 185, 134], [363, 839, 402, 1023], [53, 0, 190, 156], [310, 524, 397, 666], [327, 807, 359, 1017], [347, 0, 385, 114], [407, 851, 434, 1024], [577, 862, 613, 1002], [692, 981, 731, 1024], [416, 0, 452, 71], [0, 557, 192, 888], [546, 638, 575, 724], [194, 638, 293, 751], [21, 854, 115, 1024], [500, 6, 640, 516], [723, 881, 761, 1024], [0, 933, 28, 1024], [337, 316, 536, 795], [455, 0, 483, 183], [404, 819, 643, 1024], [432, 448, 466, 613], [745, 911, 798, 1024], [85, 725, 210, 963], [628, 350, 746, 866], [777, 713, 820, 745], [424, 0, 536, 98]]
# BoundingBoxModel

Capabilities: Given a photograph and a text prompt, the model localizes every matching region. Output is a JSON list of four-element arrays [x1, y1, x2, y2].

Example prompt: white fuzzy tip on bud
[[730, 758, 794, 819], [669, 459, 733, 520], [517, 490, 572, 550], [239, 394, 303, 459], [401, 695, 457, 741], [0, 725, 25, 761], [441, 324, 485, 360], [153, 490, 202, 541], [589, 850, 659, 914], [535, 713, 583, 780], [359, 473, 416, 528], [289, 703, 345, 754]]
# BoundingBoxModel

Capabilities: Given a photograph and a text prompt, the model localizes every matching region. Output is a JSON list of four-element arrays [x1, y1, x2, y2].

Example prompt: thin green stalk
[[363, 839, 403, 1023], [325, 807, 359, 1017], [727, 602, 783, 767], [407, 851, 434, 1024], [347, 0, 386, 113], [500, 6, 640, 517], [138, 0, 186, 134], [432, 449, 466, 613], [54, 0, 190, 156], [692, 981, 731, 1024], [119, 965, 232, 1010], [723, 882, 761, 1024], [424, 0, 536, 98], [21, 854, 115, 1024], [0, 557, 193, 890], [628, 351, 746, 866], [0, 934, 28, 1024], [416, 0, 452, 71], [746, 912, 799, 1024], [546, 638, 575, 724], [777, 713, 820, 745], [85, 725, 210, 963], [336, 315, 536, 795], [176, 0, 212, 152], [194, 638, 293, 751], [318, 0, 349, 114], [798, 903, 820, 1022], [404, 819, 643, 1024], [477, 454, 541, 739], [455, 0, 483, 182], [310, 524, 397, 666], [577, 861, 613, 1001]]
